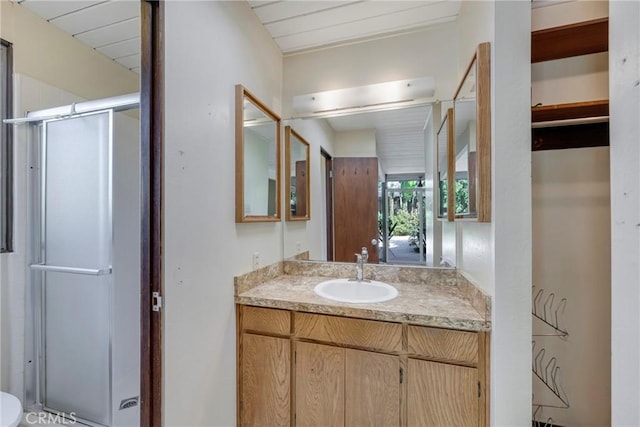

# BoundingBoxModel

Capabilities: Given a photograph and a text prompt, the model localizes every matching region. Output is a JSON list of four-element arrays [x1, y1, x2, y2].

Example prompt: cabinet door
[[345, 349, 400, 427], [240, 333, 290, 427], [407, 359, 478, 427], [295, 342, 345, 426]]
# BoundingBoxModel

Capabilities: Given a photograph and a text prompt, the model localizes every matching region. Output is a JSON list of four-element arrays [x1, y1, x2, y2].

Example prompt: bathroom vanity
[[235, 260, 491, 427]]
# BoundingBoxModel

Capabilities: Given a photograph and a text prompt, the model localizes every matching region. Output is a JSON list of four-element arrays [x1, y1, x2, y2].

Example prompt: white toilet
[[0, 391, 23, 427]]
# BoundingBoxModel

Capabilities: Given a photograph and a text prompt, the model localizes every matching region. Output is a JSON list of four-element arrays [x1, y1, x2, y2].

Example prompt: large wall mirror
[[235, 85, 281, 223], [281, 104, 456, 268], [285, 126, 310, 221], [437, 108, 454, 222], [453, 42, 491, 222]]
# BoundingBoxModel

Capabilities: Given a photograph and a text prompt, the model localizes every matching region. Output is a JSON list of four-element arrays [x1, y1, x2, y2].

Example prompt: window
[[1, 39, 13, 252]]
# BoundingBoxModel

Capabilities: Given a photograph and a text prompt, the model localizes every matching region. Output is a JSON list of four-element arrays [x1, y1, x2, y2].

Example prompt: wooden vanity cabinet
[[407, 359, 478, 426], [295, 342, 401, 427], [237, 305, 489, 427], [406, 325, 486, 427], [241, 333, 291, 426], [238, 307, 292, 426]]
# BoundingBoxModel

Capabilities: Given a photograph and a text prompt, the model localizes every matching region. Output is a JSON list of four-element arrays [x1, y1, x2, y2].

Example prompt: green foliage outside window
[[440, 179, 470, 214]]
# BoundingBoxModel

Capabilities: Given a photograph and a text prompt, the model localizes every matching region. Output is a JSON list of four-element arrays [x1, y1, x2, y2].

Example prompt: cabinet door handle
[[400, 367, 404, 384]]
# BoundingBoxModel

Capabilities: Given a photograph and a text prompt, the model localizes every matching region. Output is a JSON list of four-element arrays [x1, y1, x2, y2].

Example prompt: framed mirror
[[280, 104, 456, 268], [285, 126, 310, 221], [235, 84, 281, 223], [437, 108, 454, 222], [453, 42, 491, 222]]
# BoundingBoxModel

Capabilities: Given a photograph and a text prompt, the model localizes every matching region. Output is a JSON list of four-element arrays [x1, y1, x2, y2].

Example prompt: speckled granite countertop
[[234, 260, 491, 331]]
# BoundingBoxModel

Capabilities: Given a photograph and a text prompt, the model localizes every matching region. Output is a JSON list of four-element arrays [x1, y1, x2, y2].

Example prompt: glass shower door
[[33, 111, 113, 426]]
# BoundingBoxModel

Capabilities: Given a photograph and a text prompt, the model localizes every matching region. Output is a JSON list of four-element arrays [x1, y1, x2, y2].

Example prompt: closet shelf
[[532, 17, 608, 63], [531, 100, 610, 151], [532, 100, 609, 123]]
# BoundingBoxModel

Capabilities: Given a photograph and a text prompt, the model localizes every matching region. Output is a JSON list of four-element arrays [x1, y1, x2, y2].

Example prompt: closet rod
[[532, 116, 608, 129]]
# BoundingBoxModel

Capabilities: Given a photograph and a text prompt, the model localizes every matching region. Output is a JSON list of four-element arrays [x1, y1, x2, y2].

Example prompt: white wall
[[491, 4, 532, 423], [283, 22, 459, 117], [609, 1, 640, 425], [163, 1, 283, 425], [334, 129, 376, 157], [441, 221, 456, 266], [424, 106, 439, 266], [283, 118, 335, 260], [0, 0, 138, 403], [531, 2, 611, 424], [455, 1, 532, 425], [0, 1, 138, 101]]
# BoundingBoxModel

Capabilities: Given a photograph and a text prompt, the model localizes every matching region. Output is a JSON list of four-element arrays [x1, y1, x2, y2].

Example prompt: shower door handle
[[30, 264, 112, 276]]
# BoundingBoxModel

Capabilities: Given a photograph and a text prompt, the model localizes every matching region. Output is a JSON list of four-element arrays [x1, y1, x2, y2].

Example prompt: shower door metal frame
[[31, 109, 115, 427]]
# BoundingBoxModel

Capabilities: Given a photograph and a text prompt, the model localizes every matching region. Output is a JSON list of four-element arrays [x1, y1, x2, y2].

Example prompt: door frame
[[321, 148, 333, 261], [140, 1, 164, 425], [383, 185, 427, 265]]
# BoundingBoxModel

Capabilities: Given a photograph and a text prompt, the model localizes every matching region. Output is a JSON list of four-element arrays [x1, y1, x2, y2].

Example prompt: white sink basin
[[314, 278, 398, 304]]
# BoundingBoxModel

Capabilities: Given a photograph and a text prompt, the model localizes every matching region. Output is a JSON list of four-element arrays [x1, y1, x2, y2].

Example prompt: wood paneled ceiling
[[15, 0, 463, 75], [13, 0, 140, 73], [248, 0, 461, 54], [327, 106, 431, 176]]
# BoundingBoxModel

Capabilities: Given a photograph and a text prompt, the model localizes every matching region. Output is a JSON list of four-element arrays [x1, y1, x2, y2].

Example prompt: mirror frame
[[453, 42, 491, 222], [284, 126, 311, 221], [235, 84, 282, 223], [436, 108, 455, 222]]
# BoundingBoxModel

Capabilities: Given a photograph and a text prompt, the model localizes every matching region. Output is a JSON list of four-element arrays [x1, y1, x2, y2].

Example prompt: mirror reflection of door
[[333, 157, 379, 263], [321, 149, 334, 261], [294, 160, 307, 216]]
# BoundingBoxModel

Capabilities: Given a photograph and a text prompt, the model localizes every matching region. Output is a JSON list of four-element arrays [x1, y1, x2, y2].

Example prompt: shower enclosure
[[10, 94, 141, 426]]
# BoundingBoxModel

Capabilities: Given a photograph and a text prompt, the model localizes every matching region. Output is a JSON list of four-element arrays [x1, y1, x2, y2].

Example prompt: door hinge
[[152, 291, 163, 312], [329, 170, 333, 179], [400, 367, 404, 384], [478, 381, 481, 398]]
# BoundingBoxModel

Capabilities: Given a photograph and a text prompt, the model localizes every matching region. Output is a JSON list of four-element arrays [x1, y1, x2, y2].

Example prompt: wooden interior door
[[407, 359, 478, 426], [345, 349, 400, 427], [240, 334, 290, 426], [333, 157, 379, 263], [295, 342, 345, 426]]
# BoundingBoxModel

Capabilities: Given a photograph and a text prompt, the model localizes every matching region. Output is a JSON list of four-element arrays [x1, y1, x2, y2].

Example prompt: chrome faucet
[[354, 247, 369, 281]]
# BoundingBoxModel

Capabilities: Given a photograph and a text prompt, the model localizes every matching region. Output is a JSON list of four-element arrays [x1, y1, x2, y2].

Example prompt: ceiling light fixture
[[292, 76, 436, 116]]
